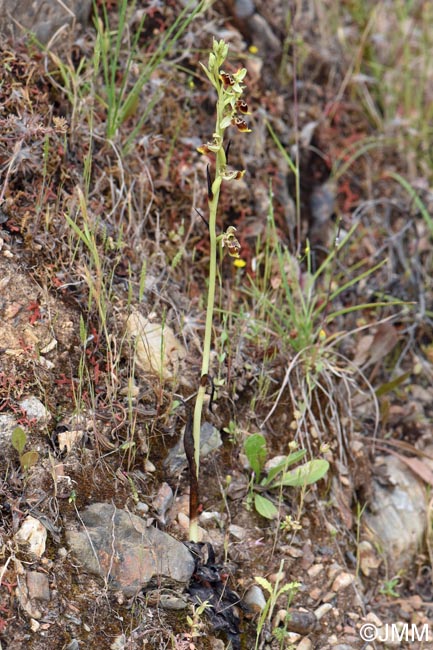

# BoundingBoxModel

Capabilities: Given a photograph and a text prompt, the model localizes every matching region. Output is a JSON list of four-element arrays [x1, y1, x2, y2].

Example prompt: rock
[[0, 0, 92, 44], [364, 456, 426, 572], [273, 607, 317, 635], [364, 611, 383, 627], [285, 609, 317, 635], [15, 516, 47, 558], [199, 511, 224, 527], [314, 603, 333, 620], [152, 482, 173, 523], [19, 396, 51, 424], [146, 590, 188, 610], [16, 577, 42, 620], [0, 413, 19, 453], [30, 618, 40, 632], [126, 311, 185, 381], [296, 639, 313, 650], [307, 563, 324, 578], [65, 503, 195, 596], [331, 572, 354, 592], [164, 422, 222, 474], [244, 584, 267, 612], [228, 524, 247, 540], [26, 571, 50, 602]]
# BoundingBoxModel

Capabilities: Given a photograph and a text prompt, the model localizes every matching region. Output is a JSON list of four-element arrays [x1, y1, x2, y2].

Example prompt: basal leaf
[[11, 426, 27, 456], [244, 433, 267, 478], [273, 459, 330, 487], [20, 450, 39, 471], [263, 449, 307, 485], [254, 493, 278, 519]]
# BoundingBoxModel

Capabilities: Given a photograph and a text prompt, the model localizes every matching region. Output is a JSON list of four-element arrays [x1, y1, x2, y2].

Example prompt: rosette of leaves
[[244, 433, 329, 519]]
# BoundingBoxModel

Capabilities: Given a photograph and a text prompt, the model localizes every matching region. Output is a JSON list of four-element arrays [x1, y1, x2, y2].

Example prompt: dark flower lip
[[220, 71, 236, 87], [231, 116, 251, 132], [236, 99, 249, 114]]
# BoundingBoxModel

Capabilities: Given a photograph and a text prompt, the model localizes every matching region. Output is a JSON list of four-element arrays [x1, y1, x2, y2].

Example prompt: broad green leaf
[[273, 459, 330, 488], [244, 433, 267, 478], [254, 576, 273, 594], [254, 493, 278, 520], [262, 449, 307, 486], [11, 426, 27, 456], [20, 450, 39, 471]]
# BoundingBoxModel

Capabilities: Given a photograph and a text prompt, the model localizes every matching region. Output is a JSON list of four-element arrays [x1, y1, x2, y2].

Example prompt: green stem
[[190, 86, 226, 542]]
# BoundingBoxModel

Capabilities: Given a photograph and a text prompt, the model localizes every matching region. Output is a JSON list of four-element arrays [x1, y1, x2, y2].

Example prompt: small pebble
[[323, 591, 336, 602], [365, 612, 383, 627], [159, 594, 188, 610], [308, 563, 324, 578], [228, 524, 247, 540], [297, 638, 312, 650], [327, 563, 342, 580], [144, 459, 156, 472], [309, 587, 322, 600], [19, 396, 51, 423], [30, 619, 40, 632], [199, 511, 223, 526], [244, 585, 267, 612], [331, 572, 354, 592], [314, 603, 333, 620], [135, 502, 149, 515]]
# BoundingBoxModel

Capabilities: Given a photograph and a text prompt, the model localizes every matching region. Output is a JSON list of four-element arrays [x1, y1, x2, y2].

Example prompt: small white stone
[[286, 632, 301, 643], [228, 524, 247, 540], [30, 619, 40, 632], [296, 638, 313, 650], [331, 571, 354, 592], [19, 396, 51, 424], [314, 603, 333, 620], [199, 511, 223, 526], [307, 563, 324, 578], [144, 459, 156, 472], [244, 585, 267, 612], [15, 516, 47, 557], [365, 611, 383, 627]]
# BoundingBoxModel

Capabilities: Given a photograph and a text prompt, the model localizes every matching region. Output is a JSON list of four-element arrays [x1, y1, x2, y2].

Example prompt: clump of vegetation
[[244, 433, 329, 520], [11, 426, 39, 472]]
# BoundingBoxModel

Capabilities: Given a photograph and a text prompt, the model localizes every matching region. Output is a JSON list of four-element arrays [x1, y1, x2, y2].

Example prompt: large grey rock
[[66, 503, 195, 596], [364, 456, 426, 572], [0, 0, 91, 44]]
